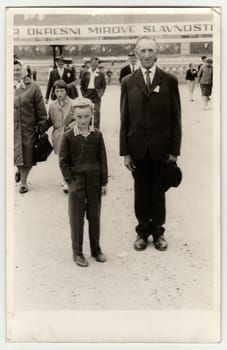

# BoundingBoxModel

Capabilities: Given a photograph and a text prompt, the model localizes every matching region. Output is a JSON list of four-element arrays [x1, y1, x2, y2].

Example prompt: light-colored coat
[[47, 96, 74, 154], [14, 78, 47, 166]]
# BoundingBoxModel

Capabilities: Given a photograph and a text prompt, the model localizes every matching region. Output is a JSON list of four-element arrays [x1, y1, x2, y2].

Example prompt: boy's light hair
[[72, 97, 94, 114]]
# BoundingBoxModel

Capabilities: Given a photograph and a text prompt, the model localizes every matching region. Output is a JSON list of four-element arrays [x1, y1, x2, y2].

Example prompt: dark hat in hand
[[160, 161, 182, 192]]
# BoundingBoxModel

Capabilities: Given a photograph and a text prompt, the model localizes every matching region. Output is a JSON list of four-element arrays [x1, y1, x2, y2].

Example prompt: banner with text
[[14, 21, 213, 45]]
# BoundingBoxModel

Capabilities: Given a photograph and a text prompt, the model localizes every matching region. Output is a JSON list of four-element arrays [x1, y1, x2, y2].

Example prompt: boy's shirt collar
[[73, 124, 95, 136]]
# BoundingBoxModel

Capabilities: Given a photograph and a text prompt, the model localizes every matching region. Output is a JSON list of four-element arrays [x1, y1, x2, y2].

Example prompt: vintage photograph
[[6, 6, 220, 343]]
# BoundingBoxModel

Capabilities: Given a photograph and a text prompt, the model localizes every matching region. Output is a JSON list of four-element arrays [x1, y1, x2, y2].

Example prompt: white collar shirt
[[140, 64, 156, 86], [57, 67, 64, 79], [87, 68, 99, 89], [130, 64, 136, 73], [73, 124, 95, 137]]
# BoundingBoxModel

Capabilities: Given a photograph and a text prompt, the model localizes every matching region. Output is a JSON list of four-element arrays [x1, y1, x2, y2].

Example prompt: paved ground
[[13, 84, 214, 310]]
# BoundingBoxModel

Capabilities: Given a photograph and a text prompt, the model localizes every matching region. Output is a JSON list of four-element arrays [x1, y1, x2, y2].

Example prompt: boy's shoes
[[134, 236, 147, 251], [93, 252, 106, 263], [73, 255, 89, 267], [153, 235, 168, 251]]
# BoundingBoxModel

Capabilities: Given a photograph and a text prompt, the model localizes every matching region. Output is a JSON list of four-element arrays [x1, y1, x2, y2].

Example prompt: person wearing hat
[[80, 56, 106, 129], [197, 57, 213, 110], [119, 51, 138, 82], [45, 55, 75, 104], [120, 35, 182, 252], [59, 97, 108, 267]]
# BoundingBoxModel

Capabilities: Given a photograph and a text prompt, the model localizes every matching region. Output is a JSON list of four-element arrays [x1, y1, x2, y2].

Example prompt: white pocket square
[[153, 85, 160, 93]]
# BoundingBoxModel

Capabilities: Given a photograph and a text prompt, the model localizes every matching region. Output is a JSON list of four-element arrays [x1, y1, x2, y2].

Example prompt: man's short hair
[[72, 97, 94, 113], [201, 55, 207, 60], [135, 35, 159, 52]]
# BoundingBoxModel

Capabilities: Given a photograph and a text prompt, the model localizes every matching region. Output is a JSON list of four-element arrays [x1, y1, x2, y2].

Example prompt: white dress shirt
[[130, 64, 135, 73], [73, 124, 95, 136], [140, 64, 156, 86], [130, 63, 140, 73], [57, 67, 64, 79], [87, 68, 99, 89]]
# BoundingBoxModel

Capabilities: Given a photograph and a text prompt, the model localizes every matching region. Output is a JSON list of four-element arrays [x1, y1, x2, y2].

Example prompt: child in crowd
[[46, 79, 74, 193], [59, 97, 108, 267]]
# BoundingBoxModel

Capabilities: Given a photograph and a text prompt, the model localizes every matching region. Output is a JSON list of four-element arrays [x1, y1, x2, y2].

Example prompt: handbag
[[34, 132, 53, 162]]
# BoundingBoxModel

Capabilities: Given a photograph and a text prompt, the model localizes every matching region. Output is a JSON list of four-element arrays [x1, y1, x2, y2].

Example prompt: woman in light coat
[[46, 79, 74, 193], [14, 58, 47, 193]]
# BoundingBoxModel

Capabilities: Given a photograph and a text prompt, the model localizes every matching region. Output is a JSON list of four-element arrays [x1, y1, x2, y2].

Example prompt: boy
[[59, 97, 108, 267]]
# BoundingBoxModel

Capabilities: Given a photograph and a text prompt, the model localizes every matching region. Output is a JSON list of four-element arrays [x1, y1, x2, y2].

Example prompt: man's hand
[[101, 186, 107, 195], [124, 155, 136, 172], [167, 154, 178, 163], [97, 90, 104, 98], [44, 98, 48, 104]]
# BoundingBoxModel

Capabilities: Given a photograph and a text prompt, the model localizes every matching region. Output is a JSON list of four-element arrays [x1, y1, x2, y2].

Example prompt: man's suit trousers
[[132, 153, 166, 239]]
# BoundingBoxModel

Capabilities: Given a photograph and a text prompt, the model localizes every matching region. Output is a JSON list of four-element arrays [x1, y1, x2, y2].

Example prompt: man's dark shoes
[[134, 236, 147, 251], [153, 235, 168, 251], [73, 255, 89, 267], [93, 252, 106, 263]]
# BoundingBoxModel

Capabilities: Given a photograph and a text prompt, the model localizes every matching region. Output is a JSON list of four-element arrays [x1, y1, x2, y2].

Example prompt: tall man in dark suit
[[119, 52, 138, 83], [120, 36, 182, 251], [80, 56, 106, 129], [45, 55, 76, 104]]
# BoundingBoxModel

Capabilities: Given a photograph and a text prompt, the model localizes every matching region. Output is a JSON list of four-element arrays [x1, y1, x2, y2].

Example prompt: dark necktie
[[145, 70, 151, 93], [132, 65, 135, 72]]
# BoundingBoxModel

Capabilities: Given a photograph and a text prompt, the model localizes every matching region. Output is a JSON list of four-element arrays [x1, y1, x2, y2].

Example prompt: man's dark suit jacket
[[80, 70, 106, 100], [119, 64, 133, 82], [45, 68, 75, 100], [120, 67, 182, 160]]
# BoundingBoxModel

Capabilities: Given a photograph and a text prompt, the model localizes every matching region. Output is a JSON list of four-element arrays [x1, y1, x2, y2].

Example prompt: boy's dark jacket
[[59, 128, 108, 186]]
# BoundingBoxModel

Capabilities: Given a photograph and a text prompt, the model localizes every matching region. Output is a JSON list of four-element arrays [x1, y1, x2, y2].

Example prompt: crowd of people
[[14, 38, 212, 267], [185, 55, 213, 110]]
